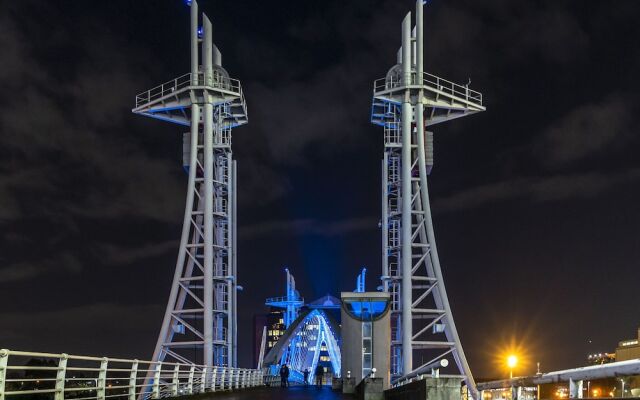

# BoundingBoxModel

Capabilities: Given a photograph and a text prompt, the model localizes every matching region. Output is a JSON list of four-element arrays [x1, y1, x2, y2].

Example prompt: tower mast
[[132, 0, 248, 377], [371, 0, 485, 394]]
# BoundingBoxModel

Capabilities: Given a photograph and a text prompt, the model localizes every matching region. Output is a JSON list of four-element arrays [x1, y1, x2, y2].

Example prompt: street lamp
[[507, 355, 518, 379]]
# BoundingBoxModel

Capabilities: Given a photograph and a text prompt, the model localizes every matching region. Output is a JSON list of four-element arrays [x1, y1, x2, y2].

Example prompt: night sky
[[1, 0, 639, 379]]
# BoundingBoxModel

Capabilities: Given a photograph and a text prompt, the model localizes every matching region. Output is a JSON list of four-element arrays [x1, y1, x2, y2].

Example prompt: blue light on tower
[[184, 0, 193, 6], [197, 26, 203, 38]]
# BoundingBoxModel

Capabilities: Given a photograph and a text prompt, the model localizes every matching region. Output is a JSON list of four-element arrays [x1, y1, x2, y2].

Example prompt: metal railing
[[264, 296, 304, 305], [373, 72, 483, 106], [134, 73, 244, 108], [0, 349, 264, 400]]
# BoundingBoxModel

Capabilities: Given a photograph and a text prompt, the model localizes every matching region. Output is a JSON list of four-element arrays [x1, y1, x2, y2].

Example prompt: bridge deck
[[199, 386, 351, 399]]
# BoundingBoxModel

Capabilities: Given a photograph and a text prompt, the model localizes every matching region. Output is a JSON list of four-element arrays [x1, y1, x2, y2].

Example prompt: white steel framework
[[371, 0, 485, 395], [132, 0, 247, 376]]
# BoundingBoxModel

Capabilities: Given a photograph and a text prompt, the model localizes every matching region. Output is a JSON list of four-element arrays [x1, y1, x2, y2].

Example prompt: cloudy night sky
[[0, 0, 639, 378]]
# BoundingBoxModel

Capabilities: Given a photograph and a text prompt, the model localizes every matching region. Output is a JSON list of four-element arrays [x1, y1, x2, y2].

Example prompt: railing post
[[97, 357, 108, 400], [0, 349, 7, 400], [172, 364, 180, 396], [200, 367, 206, 394], [128, 360, 138, 400], [235, 369, 240, 390], [219, 368, 225, 391], [187, 365, 195, 395], [211, 367, 217, 392], [152, 363, 161, 399], [55, 354, 68, 400], [0, 349, 8, 400]]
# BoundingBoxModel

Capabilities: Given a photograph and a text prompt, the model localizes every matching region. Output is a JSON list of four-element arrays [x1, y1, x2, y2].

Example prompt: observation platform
[[371, 71, 485, 126], [132, 72, 248, 127]]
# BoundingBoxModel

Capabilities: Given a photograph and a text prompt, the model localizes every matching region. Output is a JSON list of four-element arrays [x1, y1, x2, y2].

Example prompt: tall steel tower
[[370, 0, 485, 394], [132, 0, 247, 369]]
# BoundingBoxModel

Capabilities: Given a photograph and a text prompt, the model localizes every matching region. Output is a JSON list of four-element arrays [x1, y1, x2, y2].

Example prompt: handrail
[[0, 349, 264, 400], [373, 72, 483, 106], [134, 72, 244, 108], [265, 295, 304, 305]]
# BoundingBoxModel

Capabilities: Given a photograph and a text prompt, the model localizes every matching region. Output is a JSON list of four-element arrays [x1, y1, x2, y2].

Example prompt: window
[[342, 298, 390, 321], [362, 321, 373, 378]]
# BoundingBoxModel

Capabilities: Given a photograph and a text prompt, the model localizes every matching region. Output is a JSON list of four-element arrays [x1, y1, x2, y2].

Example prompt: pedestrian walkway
[[197, 386, 351, 399]]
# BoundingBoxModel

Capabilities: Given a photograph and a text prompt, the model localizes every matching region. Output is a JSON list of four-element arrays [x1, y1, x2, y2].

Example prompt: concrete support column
[[570, 378, 583, 399]]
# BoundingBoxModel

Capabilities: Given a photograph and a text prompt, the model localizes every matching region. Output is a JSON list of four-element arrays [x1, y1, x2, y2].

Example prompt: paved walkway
[[199, 386, 351, 399]]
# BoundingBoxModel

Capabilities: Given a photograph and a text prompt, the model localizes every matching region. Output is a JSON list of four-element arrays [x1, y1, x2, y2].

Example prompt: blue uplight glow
[[197, 26, 203, 38], [184, 0, 193, 6]]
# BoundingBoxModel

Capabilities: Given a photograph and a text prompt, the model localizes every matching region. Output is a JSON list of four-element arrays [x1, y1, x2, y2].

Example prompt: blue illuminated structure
[[265, 268, 304, 328], [263, 309, 341, 384], [355, 267, 367, 293]]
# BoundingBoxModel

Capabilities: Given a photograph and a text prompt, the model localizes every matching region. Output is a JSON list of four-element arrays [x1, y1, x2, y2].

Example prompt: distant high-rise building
[[253, 309, 286, 367]]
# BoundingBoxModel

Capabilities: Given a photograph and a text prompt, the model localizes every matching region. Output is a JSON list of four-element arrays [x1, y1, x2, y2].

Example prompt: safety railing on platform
[[373, 72, 483, 106], [0, 349, 264, 400], [264, 295, 304, 306], [134, 72, 244, 108]]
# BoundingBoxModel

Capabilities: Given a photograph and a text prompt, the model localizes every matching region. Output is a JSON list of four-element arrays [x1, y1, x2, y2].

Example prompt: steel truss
[[132, 0, 247, 377], [371, 0, 485, 396]]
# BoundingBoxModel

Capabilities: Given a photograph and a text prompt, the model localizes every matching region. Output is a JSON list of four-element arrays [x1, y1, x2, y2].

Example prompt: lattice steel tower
[[370, 0, 485, 393], [132, 0, 247, 369]]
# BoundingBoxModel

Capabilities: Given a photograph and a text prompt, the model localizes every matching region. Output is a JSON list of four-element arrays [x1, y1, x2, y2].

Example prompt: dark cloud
[[240, 216, 377, 239], [0, 252, 82, 283], [536, 95, 636, 167], [96, 240, 178, 266], [435, 168, 640, 212]]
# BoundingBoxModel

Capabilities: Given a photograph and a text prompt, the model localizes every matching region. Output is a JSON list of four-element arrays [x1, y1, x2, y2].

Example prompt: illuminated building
[[587, 353, 616, 365], [615, 327, 640, 361], [253, 309, 286, 367]]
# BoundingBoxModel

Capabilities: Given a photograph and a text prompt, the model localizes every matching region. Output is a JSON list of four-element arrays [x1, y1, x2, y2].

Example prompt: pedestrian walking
[[303, 368, 310, 385], [314, 364, 324, 387], [279, 364, 290, 388]]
